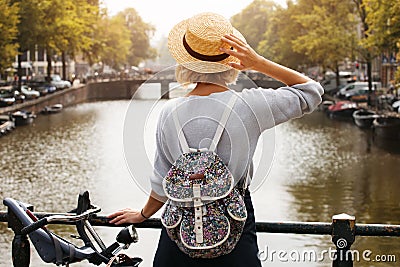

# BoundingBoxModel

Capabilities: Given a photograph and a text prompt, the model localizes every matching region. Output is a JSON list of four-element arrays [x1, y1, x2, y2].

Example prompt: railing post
[[160, 80, 170, 99], [331, 213, 356, 267], [8, 204, 32, 267]]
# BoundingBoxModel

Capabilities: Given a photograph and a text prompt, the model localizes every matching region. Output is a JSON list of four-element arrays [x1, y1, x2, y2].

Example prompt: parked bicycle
[[3, 191, 142, 266]]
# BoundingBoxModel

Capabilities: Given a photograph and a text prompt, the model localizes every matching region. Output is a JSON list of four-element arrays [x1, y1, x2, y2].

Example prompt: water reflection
[[269, 111, 400, 266], [0, 104, 99, 211], [0, 101, 399, 267], [285, 111, 400, 224]]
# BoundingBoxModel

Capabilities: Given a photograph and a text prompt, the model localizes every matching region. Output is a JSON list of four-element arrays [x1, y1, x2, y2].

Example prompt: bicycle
[[3, 191, 142, 266]]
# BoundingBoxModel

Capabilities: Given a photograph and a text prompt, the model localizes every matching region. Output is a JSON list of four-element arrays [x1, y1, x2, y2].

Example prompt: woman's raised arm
[[221, 34, 312, 86]]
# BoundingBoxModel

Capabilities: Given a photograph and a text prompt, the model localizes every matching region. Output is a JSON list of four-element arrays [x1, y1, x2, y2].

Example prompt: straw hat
[[168, 12, 247, 73]]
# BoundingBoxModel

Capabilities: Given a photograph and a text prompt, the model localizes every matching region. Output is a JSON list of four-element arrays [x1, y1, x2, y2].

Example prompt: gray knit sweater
[[150, 81, 324, 196]]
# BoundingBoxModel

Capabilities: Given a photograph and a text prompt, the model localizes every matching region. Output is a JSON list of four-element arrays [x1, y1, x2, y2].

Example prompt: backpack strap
[[173, 92, 238, 154], [172, 104, 190, 153], [209, 93, 238, 152], [243, 165, 251, 191], [235, 162, 252, 193]]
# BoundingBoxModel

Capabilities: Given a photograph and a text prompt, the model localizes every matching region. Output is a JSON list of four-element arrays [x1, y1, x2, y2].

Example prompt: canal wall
[[0, 80, 144, 115], [0, 78, 284, 115]]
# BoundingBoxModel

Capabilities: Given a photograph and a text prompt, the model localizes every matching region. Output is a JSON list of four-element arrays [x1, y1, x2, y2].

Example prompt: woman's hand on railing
[[107, 208, 147, 225]]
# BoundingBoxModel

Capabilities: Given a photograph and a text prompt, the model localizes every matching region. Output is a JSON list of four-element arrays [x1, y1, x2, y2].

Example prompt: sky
[[102, 0, 287, 41]]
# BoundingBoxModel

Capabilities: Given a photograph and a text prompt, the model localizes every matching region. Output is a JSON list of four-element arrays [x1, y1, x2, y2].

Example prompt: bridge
[[0, 77, 284, 115]]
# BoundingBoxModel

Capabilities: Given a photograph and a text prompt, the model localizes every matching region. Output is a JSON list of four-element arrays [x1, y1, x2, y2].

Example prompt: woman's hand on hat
[[107, 208, 146, 225], [221, 34, 263, 71]]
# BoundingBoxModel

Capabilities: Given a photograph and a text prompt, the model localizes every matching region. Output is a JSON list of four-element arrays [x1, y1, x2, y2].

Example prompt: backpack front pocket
[[180, 210, 230, 250], [161, 203, 183, 229]]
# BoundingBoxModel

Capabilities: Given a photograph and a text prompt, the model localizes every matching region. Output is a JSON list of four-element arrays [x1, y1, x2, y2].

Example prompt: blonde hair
[[175, 65, 239, 86]]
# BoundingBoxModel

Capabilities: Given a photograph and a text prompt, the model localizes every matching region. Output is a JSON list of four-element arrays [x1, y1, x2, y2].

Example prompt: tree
[[0, 0, 19, 75], [363, 0, 400, 85], [363, 0, 400, 53], [95, 15, 131, 70], [35, 0, 98, 80], [291, 0, 357, 87], [117, 8, 156, 67], [257, 1, 312, 70], [11, 0, 44, 88], [53, 0, 100, 79], [231, 0, 276, 51], [155, 35, 175, 66], [81, 6, 105, 66]]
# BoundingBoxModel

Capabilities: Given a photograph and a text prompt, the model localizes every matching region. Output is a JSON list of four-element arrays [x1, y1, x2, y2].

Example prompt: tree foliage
[[0, 0, 19, 73], [291, 0, 357, 73], [231, 0, 276, 51], [2, 0, 398, 82], [95, 14, 132, 69], [233, 0, 358, 77], [362, 0, 400, 83], [0, 1, 155, 78], [363, 0, 400, 51], [258, 1, 312, 69], [117, 8, 156, 66], [11, 0, 43, 52], [231, 0, 400, 88]]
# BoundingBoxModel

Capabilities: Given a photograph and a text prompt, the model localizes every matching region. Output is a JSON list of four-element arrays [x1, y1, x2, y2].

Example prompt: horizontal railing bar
[[256, 221, 332, 235], [1, 211, 399, 237], [356, 224, 400, 236]]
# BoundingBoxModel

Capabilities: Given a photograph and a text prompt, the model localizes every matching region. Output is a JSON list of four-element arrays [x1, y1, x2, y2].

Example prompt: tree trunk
[[46, 47, 52, 80], [335, 61, 340, 92], [61, 51, 66, 81], [366, 55, 373, 107], [17, 50, 22, 91]]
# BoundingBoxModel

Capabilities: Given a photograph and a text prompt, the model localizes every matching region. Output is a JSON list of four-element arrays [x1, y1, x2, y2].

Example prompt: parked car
[[0, 89, 15, 107], [13, 90, 26, 103], [28, 77, 57, 95], [336, 82, 381, 99], [29, 84, 48, 96], [50, 74, 71, 89], [20, 85, 40, 99], [345, 87, 369, 99], [321, 71, 357, 95]]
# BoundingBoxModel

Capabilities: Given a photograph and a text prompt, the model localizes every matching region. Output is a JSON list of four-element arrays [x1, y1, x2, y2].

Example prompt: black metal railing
[[1, 211, 399, 267]]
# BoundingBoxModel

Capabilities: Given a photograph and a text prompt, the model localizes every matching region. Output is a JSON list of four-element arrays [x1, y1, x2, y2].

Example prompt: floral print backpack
[[161, 94, 248, 258]]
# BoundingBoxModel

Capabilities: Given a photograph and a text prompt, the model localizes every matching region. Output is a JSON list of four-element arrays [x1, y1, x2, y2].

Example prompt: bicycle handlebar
[[21, 217, 48, 235], [20, 206, 101, 235]]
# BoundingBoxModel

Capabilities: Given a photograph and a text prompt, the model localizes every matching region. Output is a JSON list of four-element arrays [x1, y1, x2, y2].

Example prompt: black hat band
[[183, 35, 230, 62]]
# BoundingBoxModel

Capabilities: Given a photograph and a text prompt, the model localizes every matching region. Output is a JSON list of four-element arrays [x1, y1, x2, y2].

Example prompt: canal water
[[0, 97, 400, 266]]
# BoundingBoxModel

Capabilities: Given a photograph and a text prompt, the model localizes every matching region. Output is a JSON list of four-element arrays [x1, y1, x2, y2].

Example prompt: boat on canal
[[11, 110, 36, 126], [41, 103, 63, 114], [0, 115, 15, 135], [319, 100, 335, 112], [352, 109, 380, 128], [372, 116, 400, 140], [326, 101, 359, 120]]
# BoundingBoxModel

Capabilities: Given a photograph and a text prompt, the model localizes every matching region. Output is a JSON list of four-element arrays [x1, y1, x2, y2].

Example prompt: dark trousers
[[153, 191, 262, 267]]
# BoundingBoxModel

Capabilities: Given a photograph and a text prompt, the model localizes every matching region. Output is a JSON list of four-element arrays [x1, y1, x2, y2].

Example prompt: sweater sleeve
[[149, 107, 173, 197], [241, 81, 324, 132]]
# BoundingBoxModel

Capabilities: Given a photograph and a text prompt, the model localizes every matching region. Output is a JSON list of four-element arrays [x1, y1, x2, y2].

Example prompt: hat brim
[[168, 18, 247, 73]]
